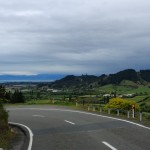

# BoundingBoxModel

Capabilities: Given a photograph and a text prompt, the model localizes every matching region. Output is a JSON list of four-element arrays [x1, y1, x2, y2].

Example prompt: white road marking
[[32, 115, 45, 117], [8, 108, 150, 130], [102, 141, 117, 150], [9, 122, 33, 150], [65, 120, 75, 125]]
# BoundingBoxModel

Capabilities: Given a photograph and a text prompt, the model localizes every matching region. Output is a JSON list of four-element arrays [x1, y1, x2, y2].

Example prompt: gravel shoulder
[[9, 125, 27, 150]]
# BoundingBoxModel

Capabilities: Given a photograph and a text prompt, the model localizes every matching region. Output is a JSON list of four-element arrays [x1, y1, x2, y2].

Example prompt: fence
[[75, 103, 150, 124]]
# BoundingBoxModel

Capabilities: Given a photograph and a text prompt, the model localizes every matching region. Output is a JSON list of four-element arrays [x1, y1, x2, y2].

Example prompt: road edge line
[[69, 110, 150, 130], [31, 108, 150, 130], [9, 122, 33, 150], [8, 108, 150, 130]]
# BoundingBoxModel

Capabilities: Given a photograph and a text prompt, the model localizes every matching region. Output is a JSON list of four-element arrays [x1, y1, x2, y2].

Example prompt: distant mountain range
[[50, 69, 150, 89], [0, 69, 150, 88], [0, 74, 65, 82]]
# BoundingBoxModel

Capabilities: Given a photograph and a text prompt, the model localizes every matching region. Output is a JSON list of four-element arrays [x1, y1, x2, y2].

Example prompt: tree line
[[0, 85, 25, 103]]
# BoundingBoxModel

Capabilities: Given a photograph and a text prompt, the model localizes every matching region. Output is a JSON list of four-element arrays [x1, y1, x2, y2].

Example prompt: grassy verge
[[0, 102, 15, 149], [0, 129, 16, 149]]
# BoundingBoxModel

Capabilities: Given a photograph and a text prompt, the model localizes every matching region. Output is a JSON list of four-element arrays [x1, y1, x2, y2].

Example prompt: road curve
[[7, 106, 150, 150]]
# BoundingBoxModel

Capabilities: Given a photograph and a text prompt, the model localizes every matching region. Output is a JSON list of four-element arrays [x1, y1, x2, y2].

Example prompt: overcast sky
[[0, 0, 150, 75]]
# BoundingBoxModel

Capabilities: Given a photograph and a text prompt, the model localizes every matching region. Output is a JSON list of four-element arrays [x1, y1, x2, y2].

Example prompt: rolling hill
[[50, 69, 150, 89]]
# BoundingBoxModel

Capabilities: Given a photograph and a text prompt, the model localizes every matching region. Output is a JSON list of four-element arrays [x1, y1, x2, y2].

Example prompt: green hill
[[50, 69, 150, 90]]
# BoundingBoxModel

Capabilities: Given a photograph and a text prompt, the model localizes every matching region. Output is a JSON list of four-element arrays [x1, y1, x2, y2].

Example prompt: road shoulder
[[9, 123, 30, 150]]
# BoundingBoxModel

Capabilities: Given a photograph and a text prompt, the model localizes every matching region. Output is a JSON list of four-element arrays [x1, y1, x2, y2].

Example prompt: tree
[[0, 85, 6, 100], [0, 99, 9, 130], [5, 91, 12, 103], [11, 90, 25, 103], [69, 94, 72, 102], [36, 91, 41, 99]]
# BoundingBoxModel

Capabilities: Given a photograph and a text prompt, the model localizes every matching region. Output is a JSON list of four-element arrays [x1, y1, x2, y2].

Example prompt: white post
[[100, 107, 102, 113], [76, 102, 78, 107], [88, 106, 90, 111], [127, 111, 130, 118], [52, 98, 55, 104], [140, 112, 142, 122], [132, 109, 135, 118], [108, 108, 110, 114], [117, 109, 119, 116], [93, 106, 95, 111]]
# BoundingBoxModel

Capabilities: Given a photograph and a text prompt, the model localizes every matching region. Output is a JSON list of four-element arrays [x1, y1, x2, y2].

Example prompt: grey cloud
[[0, 0, 150, 75]]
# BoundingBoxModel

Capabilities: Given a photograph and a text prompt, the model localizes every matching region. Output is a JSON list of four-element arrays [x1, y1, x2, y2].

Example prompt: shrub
[[0, 100, 15, 149], [105, 97, 140, 111], [0, 99, 9, 130]]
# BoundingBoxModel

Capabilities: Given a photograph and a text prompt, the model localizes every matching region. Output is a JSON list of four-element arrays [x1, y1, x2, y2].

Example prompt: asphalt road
[[7, 106, 150, 150]]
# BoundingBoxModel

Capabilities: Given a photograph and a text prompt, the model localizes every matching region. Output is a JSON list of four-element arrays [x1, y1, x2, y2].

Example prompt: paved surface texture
[[6, 106, 150, 150]]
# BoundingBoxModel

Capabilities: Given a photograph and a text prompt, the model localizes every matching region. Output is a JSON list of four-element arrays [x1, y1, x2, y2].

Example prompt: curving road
[[7, 106, 150, 150]]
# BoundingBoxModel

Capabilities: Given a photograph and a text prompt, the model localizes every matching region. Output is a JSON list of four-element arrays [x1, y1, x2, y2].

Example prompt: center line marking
[[102, 141, 118, 150], [65, 120, 75, 125], [32, 115, 45, 118]]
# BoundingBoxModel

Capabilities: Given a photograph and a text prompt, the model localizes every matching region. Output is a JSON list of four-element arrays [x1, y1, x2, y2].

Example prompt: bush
[[0, 100, 9, 130], [141, 104, 150, 113], [105, 97, 140, 111], [0, 100, 15, 149], [0, 129, 15, 149]]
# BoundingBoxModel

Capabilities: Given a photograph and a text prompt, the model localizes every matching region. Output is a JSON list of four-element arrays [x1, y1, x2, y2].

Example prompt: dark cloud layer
[[0, 0, 150, 75]]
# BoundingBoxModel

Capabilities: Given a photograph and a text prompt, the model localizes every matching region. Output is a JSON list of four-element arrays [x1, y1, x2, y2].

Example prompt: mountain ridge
[[50, 69, 150, 89], [0, 69, 150, 86]]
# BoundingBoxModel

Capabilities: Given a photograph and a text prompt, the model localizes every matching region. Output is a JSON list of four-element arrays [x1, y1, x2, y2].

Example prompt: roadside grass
[[26, 99, 75, 106], [0, 102, 15, 149], [0, 129, 16, 149], [26, 99, 51, 105]]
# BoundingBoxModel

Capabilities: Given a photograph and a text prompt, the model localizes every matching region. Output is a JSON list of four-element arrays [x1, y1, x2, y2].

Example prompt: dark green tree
[[36, 91, 41, 99], [5, 91, 12, 103], [11, 90, 25, 103], [0, 85, 6, 100]]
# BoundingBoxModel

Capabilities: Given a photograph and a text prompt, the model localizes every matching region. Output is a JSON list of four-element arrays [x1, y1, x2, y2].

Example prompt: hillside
[[140, 70, 150, 82], [50, 69, 150, 89], [98, 69, 139, 85], [51, 75, 98, 89]]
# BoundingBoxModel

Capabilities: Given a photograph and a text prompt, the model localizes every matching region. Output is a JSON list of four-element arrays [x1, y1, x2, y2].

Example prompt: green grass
[[98, 84, 135, 94], [26, 99, 76, 106], [120, 80, 138, 87], [26, 99, 51, 105], [0, 102, 15, 149], [126, 96, 148, 102], [79, 95, 96, 98], [98, 83, 150, 95], [131, 86, 150, 94], [0, 129, 15, 149]]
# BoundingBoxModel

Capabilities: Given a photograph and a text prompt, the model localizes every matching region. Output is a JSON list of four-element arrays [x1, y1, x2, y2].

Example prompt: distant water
[[0, 80, 53, 83]]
